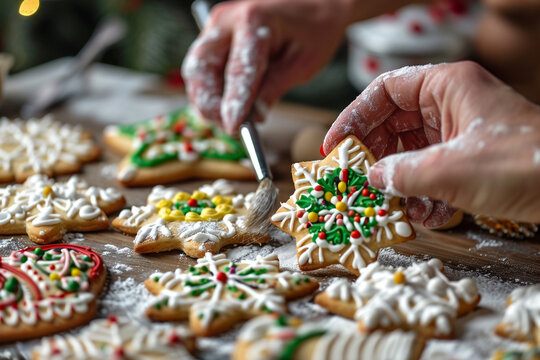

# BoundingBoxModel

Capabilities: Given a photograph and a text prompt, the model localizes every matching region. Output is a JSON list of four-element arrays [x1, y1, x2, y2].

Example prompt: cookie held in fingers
[[103, 107, 255, 186], [0, 175, 125, 244], [0, 244, 106, 343], [271, 136, 415, 275], [315, 258, 481, 339], [31, 316, 197, 360], [112, 179, 268, 257], [0, 115, 100, 183], [144, 253, 319, 337], [233, 315, 425, 360], [495, 284, 540, 343]]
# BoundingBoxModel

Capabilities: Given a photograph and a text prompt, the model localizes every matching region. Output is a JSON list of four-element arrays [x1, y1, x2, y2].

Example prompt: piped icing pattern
[[0, 175, 123, 243], [33, 316, 195, 360], [235, 315, 422, 360], [271, 137, 413, 273], [492, 347, 540, 360], [0, 244, 104, 327], [0, 116, 97, 180], [113, 180, 259, 255], [146, 253, 316, 334], [321, 259, 479, 337], [496, 284, 540, 343]]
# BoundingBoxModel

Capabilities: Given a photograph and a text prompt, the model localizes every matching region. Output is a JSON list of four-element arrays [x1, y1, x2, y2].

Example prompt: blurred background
[[0, 0, 539, 113]]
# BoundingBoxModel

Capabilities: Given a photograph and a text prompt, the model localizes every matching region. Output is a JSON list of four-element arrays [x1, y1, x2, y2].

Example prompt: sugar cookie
[[495, 284, 540, 343]]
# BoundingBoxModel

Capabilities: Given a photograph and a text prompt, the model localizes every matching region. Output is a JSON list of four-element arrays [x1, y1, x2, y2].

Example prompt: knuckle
[[449, 61, 489, 82]]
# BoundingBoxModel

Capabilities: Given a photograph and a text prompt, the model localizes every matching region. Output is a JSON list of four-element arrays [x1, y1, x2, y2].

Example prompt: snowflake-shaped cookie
[[315, 258, 481, 339], [104, 107, 254, 186], [144, 252, 319, 336], [234, 315, 425, 360], [0, 116, 100, 183], [112, 179, 268, 257], [0, 244, 106, 343], [0, 175, 125, 244], [271, 136, 415, 275], [31, 316, 196, 360], [495, 284, 540, 343]]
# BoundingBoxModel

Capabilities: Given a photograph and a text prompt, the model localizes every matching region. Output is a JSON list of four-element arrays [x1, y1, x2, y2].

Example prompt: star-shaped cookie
[[112, 179, 268, 257], [233, 315, 425, 360], [0, 116, 100, 183], [31, 316, 196, 360], [103, 107, 254, 186], [271, 136, 415, 275], [145, 252, 319, 336], [315, 258, 481, 339], [0, 244, 106, 343], [495, 284, 540, 343], [0, 175, 125, 244]]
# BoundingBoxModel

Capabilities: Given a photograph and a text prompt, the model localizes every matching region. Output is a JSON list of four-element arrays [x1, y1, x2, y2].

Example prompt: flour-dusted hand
[[182, 0, 407, 134], [324, 62, 540, 225]]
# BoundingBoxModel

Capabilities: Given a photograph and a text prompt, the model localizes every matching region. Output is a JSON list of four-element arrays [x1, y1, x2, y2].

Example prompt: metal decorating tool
[[21, 17, 126, 118], [191, 0, 279, 232]]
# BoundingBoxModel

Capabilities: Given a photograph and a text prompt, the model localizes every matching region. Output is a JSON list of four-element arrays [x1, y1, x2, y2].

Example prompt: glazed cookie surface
[[271, 136, 415, 275], [315, 258, 480, 339], [495, 284, 540, 343], [0, 244, 107, 343], [233, 315, 425, 360], [0, 175, 125, 244], [0, 116, 100, 183], [112, 179, 268, 256], [145, 253, 319, 336], [103, 107, 254, 186], [31, 316, 196, 360]]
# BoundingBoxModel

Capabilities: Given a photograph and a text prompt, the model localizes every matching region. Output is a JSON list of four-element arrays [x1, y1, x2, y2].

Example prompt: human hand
[[324, 61, 540, 225], [182, 0, 407, 134]]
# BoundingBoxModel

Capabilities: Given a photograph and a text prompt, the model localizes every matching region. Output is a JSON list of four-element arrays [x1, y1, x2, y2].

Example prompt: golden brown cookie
[[491, 347, 540, 360], [233, 315, 425, 360], [495, 284, 540, 343], [315, 258, 481, 339], [31, 315, 196, 360], [0, 244, 106, 343], [112, 180, 268, 257], [144, 253, 319, 337], [474, 215, 538, 238], [0, 175, 125, 244], [0, 116, 100, 183], [103, 107, 254, 186], [271, 136, 415, 275]]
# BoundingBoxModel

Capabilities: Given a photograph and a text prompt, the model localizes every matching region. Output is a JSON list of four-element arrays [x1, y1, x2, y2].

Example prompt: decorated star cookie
[[0, 244, 106, 343], [233, 315, 425, 360], [103, 107, 254, 186], [315, 258, 480, 339], [492, 347, 540, 360], [0, 116, 100, 183], [31, 316, 196, 360], [112, 179, 268, 256], [474, 215, 538, 239], [271, 136, 415, 275], [495, 284, 540, 343], [0, 175, 125, 244], [144, 253, 319, 336]]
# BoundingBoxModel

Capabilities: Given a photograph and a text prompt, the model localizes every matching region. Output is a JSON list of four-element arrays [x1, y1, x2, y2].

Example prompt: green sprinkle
[[33, 248, 44, 257], [154, 276, 160, 282], [20, 255, 28, 263], [304, 278, 310, 283], [4, 277, 19, 293], [227, 286, 239, 292], [44, 253, 53, 261], [67, 280, 80, 292], [238, 293, 246, 300]]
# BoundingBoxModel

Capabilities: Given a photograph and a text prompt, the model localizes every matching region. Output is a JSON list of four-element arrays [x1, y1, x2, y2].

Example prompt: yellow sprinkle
[[157, 199, 172, 209], [211, 195, 231, 205], [49, 273, 60, 281], [71, 268, 82, 277], [185, 212, 201, 222], [324, 192, 333, 202], [288, 317, 303, 327], [42, 186, 53, 197], [394, 272, 405, 284], [216, 204, 234, 214], [335, 202, 347, 212], [338, 181, 347, 193], [491, 350, 504, 360], [200, 208, 222, 221], [364, 207, 375, 217], [173, 192, 191, 202], [158, 207, 171, 219], [191, 191, 207, 200], [308, 212, 318, 223]]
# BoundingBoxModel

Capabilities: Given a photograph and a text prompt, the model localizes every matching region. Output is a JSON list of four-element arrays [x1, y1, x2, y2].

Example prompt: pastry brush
[[191, 0, 279, 232]]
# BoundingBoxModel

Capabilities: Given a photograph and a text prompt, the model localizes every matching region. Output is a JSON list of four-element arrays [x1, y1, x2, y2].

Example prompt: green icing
[[278, 330, 326, 360]]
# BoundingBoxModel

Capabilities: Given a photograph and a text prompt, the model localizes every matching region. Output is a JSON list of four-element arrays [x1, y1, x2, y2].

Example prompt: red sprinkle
[[173, 123, 185, 134], [337, 195, 343, 201], [168, 332, 181, 344], [187, 199, 198, 207], [378, 209, 387, 216], [351, 230, 361, 239], [318, 232, 326, 240], [348, 210, 355, 217], [320, 144, 326, 157], [340, 169, 349, 182], [314, 185, 323, 192], [410, 21, 424, 34], [108, 315, 118, 323], [369, 193, 376, 200], [363, 181, 369, 187], [318, 216, 324, 223], [350, 186, 356, 193], [296, 211, 305, 218], [184, 141, 194, 152], [49, 265, 55, 270], [364, 56, 379, 73], [362, 189, 370, 197], [336, 214, 343, 220], [114, 348, 125, 358], [216, 272, 228, 283], [354, 215, 360, 222]]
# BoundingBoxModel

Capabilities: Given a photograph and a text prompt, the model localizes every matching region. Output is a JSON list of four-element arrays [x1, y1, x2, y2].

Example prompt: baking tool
[[474, 215, 538, 239], [21, 17, 126, 118], [191, 0, 279, 232]]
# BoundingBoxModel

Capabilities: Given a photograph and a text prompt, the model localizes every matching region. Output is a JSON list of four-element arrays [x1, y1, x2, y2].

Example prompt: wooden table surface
[[1, 61, 539, 359]]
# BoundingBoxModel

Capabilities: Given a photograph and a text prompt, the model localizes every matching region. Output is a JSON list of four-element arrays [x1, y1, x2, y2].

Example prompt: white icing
[[117, 164, 137, 181], [499, 284, 540, 340]]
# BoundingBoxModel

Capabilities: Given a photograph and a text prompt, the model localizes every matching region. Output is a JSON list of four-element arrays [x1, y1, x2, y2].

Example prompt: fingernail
[[368, 163, 386, 190], [320, 144, 326, 157]]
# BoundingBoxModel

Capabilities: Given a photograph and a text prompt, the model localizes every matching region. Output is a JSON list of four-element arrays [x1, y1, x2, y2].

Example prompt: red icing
[[187, 198, 198, 207], [216, 272, 228, 283], [378, 209, 387, 216], [0, 263, 42, 301], [361, 189, 370, 197], [351, 230, 360, 238], [318, 232, 326, 240], [369, 193, 376, 200]]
